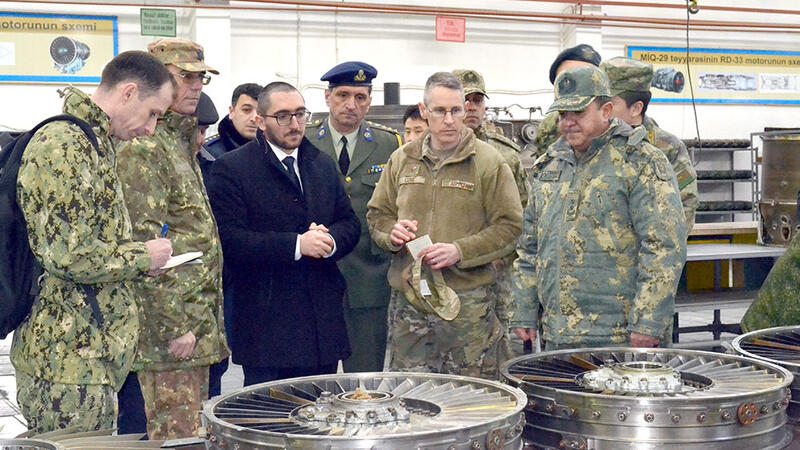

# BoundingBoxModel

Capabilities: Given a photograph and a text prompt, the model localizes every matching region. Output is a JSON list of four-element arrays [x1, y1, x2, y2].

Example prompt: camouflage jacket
[[116, 111, 228, 372], [740, 233, 800, 332], [367, 128, 523, 292], [642, 116, 698, 231], [11, 87, 151, 389], [531, 111, 560, 158], [512, 119, 687, 346], [475, 123, 528, 209]]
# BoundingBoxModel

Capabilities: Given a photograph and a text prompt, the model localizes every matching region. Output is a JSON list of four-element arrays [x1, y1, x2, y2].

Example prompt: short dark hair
[[617, 90, 652, 116], [593, 96, 612, 108], [98, 50, 172, 98], [257, 81, 302, 115], [231, 83, 263, 107], [403, 104, 423, 123]]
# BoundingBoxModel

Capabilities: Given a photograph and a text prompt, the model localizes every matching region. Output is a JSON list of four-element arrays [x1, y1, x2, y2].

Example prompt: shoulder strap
[[32, 114, 100, 155], [29, 114, 104, 327]]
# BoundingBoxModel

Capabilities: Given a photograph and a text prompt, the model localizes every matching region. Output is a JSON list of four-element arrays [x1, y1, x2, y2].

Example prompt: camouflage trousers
[[491, 258, 515, 327], [15, 371, 115, 433], [137, 366, 208, 440], [387, 285, 513, 380]]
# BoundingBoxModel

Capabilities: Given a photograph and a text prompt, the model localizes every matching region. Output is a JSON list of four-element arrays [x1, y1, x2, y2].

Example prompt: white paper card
[[406, 234, 433, 261], [161, 251, 203, 269], [419, 279, 432, 297]]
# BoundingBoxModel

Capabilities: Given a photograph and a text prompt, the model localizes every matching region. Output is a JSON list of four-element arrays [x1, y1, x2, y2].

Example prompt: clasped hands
[[390, 219, 460, 270], [511, 328, 660, 348], [300, 222, 334, 259]]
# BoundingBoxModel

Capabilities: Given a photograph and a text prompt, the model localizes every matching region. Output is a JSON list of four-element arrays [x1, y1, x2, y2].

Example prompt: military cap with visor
[[321, 61, 377, 88], [452, 69, 488, 98], [601, 57, 654, 96], [547, 65, 611, 114], [548, 43, 602, 84], [147, 38, 218, 74]]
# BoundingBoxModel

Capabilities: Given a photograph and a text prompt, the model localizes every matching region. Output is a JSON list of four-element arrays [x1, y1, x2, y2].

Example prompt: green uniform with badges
[[367, 129, 523, 379], [305, 117, 401, 372], [512, 66, 686, 349], [532, 111, 561, 159], [641, 116, 698, 230], [12, 87, 151, 432], [117, 38, 227, 440], [601, 57, 698, 231]]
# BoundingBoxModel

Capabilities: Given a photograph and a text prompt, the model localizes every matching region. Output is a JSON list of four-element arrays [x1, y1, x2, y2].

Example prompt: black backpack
[[0, 114, 104, 339]]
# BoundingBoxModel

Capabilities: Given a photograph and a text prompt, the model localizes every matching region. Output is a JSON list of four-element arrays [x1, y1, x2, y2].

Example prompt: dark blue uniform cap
[[321, 61, 378, 88], [549, 44, 602, 84], [196, 92, 219, 126]]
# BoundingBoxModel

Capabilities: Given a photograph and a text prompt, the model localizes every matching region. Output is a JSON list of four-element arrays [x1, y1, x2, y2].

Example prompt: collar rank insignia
[[354, 69, 366, 82], [363, 127, 373, 142], [317, 122, 326, 139]]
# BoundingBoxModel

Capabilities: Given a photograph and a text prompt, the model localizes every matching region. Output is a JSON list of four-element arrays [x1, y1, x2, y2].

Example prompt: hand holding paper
[[161, 251, 203, 269]]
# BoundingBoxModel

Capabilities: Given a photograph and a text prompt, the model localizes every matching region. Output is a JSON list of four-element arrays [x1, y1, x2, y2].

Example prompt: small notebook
[[161, 251, 203, 269]]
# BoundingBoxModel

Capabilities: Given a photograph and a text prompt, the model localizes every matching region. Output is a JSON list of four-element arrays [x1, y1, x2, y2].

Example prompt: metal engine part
[[202, 372, 527, 449], [49, 36, 90, 75], [757, 132, 800, 246], [733, 326, 800, 425], [502, 348, 792, 449], [0, 439, 60, 449], [652, 67, 684, 93]]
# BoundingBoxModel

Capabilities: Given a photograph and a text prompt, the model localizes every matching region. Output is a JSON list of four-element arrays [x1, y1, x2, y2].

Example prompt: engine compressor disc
[[502, 347, 792, 449], [202, 372, 526, 449], [734, 325, 800, 423]]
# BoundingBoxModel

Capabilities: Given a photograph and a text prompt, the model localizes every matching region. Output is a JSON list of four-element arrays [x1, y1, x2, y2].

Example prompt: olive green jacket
[[116, 111, 228, 372], [367, 128, 523, 292], [12, 87, 151, 389], [305, 119, 401, 309]]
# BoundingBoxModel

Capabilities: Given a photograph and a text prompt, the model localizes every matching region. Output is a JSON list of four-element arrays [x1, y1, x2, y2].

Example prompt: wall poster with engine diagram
[[0, 11, 117, 84], [627, 46, 800, 105]]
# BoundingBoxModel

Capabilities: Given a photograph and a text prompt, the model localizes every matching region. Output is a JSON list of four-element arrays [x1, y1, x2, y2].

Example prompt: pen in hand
[[160, 224, 169, 238]]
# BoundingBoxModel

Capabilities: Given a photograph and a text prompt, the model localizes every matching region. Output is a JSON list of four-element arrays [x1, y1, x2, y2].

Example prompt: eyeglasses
[[262, 110, 312, 127], [426, 107, 466, 119], [173, 71, 211, 86]]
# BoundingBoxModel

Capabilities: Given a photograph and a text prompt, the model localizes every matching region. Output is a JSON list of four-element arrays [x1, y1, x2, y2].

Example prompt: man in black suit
[[208, 82, 360, 385]]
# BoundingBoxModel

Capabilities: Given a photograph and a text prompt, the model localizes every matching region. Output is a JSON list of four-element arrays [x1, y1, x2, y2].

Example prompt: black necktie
[[282, 156, 301, 192], [338, 136, 350, 175]]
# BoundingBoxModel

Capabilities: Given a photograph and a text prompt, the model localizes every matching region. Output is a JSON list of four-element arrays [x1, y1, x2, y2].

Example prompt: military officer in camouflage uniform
[[12, 51, 175, 433], [452, 69, 526, 344], [367, 72, 523, 379], [533, 44, 603, 159], [115, 39, 228, 440], [741, 235, 800, 332], [601, 57, 698, 230], [512, 66, 686, 350], [305, 61, 401, 372]]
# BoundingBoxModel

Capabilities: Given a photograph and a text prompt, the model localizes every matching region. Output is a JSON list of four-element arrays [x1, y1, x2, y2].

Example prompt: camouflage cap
[[547, 66, 611, 114], [600, 57, 654, 96], [452, 69, 488, 98], [402, 259, 460, 321], [147, 38, 218, 74]]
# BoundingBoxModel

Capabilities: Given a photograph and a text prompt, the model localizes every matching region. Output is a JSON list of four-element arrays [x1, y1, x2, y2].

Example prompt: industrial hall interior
[[2, 0, 800, 449]]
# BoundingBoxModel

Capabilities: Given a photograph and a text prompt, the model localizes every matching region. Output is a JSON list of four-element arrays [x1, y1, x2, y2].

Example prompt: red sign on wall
[[435, 16, 465, 43]]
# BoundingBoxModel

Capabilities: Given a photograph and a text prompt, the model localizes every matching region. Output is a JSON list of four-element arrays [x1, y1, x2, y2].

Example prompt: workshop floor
[[0, 307, 749, 438]]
